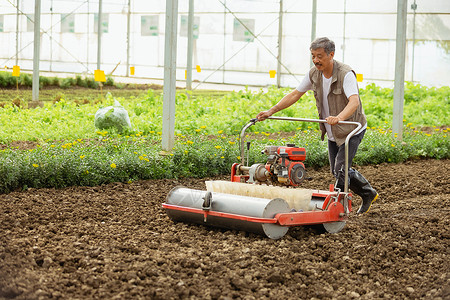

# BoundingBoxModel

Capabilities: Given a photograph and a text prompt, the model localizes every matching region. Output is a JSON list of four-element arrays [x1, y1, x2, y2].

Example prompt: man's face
[[311, 48, 334, 71]]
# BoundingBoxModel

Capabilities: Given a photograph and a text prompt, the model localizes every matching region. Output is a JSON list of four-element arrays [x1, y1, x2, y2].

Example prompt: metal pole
[[32, 0, 41, 102], [276, 0, 283, 88], [310, 0, 317, 68], [186, 0, 194, 90], [411, 0, 417, 82], [126, 0, 131, 76], [15, 0, 19, 66], [97, 0, 103, 70], [50, 0, 53, 71], [393, 0, 408, 140], [342, 0, 346, 62], [162, 0, 178, 151], [222, 0, 227, 83], [86, 0, 90, 72]]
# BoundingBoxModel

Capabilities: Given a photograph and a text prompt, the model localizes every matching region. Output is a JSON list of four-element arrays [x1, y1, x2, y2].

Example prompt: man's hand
[[326, 116, 341, 125], [256, 110, 272, 121]]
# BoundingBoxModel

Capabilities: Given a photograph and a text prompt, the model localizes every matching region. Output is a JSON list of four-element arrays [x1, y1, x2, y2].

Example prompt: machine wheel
[[322, 221, 346, 233], [289, 164, 306, 185]]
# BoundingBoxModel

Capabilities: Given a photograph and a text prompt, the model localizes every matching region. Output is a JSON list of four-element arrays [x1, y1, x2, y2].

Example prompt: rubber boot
[[349, 170, 378, 215]]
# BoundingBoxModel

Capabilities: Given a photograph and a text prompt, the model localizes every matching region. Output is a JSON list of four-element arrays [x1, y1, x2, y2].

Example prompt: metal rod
[[342, 0, 347, 62], [32, 0, 41, 102], [15, 0, 19, 66], [162, 0, 178, 151], [126, 0, 131, 77], [96, 0, 103, 70], [276, 0, 283, 88], [240, 117, 361, 193], [310, 0, 317, 68], [186, 0, 194, 90], [393, 0, 408, 140], [411, 0, 417, 82]]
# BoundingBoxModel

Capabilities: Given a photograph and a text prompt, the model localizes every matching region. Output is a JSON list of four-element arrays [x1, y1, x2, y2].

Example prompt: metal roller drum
[[165, 186, 292, 239]]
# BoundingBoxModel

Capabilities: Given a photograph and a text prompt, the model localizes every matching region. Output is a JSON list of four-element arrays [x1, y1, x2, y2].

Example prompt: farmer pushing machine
[[163, 37, 378, 239]]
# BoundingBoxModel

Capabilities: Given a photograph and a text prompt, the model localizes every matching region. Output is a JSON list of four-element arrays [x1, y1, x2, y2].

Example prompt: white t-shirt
[[296, 71, 366, 141]]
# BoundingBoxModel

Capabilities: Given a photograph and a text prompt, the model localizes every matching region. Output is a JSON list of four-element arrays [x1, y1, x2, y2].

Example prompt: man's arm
[[326, 94, 359, 125], [256, 89, 305, 121]]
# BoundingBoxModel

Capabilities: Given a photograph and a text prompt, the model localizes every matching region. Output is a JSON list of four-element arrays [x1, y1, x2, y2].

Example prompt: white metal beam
[[97, 0, 103, 70], [310, 0, 317, 68], [276, 0, 283, 88], [32, 0, 41, 101], [393, 0, 408, 139], [186, 0, 194, 90], [162, 0, 178, 151]]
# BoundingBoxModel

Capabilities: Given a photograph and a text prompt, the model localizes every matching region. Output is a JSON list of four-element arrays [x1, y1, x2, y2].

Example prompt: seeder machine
[[163, 117, 362, 239]]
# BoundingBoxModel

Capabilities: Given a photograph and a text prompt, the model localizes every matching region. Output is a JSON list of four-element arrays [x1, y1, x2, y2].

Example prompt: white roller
[[205, 180, 313, 212]]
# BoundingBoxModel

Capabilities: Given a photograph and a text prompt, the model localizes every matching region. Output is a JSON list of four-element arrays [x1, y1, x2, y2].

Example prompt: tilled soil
[[0, 159, 449, 300]]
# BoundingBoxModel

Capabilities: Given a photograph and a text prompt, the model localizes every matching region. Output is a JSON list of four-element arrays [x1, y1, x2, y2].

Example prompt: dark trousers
[[328, 129, 366, 187]]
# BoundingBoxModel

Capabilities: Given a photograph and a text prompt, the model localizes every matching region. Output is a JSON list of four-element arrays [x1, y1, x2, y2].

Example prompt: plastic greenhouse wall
[[0, 0, 449, 88]]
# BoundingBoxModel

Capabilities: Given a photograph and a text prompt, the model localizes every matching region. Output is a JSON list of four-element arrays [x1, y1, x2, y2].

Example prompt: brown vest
[[309, 60, 367, 146]]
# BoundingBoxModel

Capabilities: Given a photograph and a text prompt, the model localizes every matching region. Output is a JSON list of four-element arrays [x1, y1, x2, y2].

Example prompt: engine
[[231, 144, 307, 187]]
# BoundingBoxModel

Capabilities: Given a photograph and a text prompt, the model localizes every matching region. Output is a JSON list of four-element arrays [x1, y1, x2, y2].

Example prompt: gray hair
[[310, 37, 335, 55]]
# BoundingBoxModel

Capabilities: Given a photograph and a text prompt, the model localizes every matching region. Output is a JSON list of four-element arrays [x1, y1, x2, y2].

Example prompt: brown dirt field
[[0, 159, 449, 300]]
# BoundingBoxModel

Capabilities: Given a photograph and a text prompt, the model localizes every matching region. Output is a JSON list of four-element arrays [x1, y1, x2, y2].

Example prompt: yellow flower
[[144, 158, 149, 162], [184, 150, 189, 154], [32, 164, 39, 168], [187, 140, 194, 145], [215, 146, 222, 149], [221, 156, 224, 159], [391, 144, 395, 147], [237, 156, 241, 160], [139, 156, 144, 160], [200, 126, 206, 129], [195, 129, 201, 132], [110, 163, 117, 168], [218, 130, 223, 134], [134, 152, 138, 154], [157, 132, 162, 135], [80, 155, 85, 159], [85, 170, 89, 174], [407, 123, 412, 127], [50, 145, 55, 148], [228, 141, 235, 145], [77, 139, 82, 142]]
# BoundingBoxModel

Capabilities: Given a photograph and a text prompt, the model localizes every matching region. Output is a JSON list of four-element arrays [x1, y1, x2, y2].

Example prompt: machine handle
[[239, 116, 362, 193]]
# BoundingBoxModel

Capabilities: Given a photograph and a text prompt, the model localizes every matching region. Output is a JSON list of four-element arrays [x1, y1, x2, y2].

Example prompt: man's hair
[[310, 37, 335, 55]]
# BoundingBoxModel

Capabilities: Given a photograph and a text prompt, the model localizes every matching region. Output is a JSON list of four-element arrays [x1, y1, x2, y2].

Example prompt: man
[[256, 37, 378, 215]]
